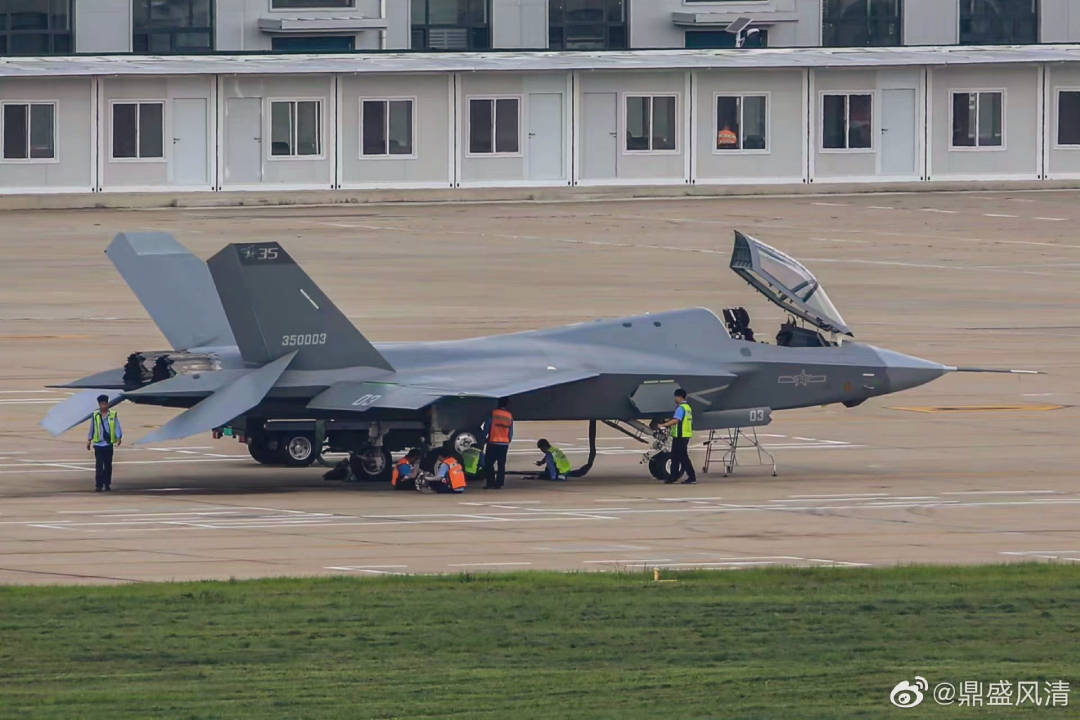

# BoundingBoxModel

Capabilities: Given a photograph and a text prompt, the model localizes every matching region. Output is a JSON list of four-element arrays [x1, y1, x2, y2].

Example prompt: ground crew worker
[[482, 397, 513, 489], [534, 439, 572, 481], [461, 445, 484, 479], [86, 395, 121, 492], [391, 449, 422, 490], [717, 125, 738, 148], [658, 388, 697, 485], [428, 449, 466, 494]]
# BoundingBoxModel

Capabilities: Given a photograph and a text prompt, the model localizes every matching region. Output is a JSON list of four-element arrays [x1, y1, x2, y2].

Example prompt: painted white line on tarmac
[[1034, 217, 1067, 221], [583, 559, 674, 565], [789, 493, 890, 499], [0, 390, 56, 394], [447, 562, 532, 567], [867, 206, 895, 210], [920, 208, 957, 214], [812, 202, 847, 207], [943, 490, 1059, 496], [984, 213, 1018, 218]]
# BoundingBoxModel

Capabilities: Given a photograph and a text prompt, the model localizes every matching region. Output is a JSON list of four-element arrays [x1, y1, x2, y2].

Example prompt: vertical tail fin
[[206, 242, 392, 372], [107, 232, 236, 350]]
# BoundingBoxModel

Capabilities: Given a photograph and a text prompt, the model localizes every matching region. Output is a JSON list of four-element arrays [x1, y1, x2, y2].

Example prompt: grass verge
[[1, 564, 1078, 719]]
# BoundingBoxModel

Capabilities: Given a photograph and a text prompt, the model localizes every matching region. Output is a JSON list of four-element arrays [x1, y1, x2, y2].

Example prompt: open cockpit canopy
[[729, 231, 852, 337]]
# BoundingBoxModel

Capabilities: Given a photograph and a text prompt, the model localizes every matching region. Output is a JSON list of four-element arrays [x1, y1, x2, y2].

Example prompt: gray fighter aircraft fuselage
[[44, 230, 1032, 478]]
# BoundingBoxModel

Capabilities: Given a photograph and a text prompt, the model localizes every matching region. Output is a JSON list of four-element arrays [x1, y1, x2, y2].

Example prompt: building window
[[270, 100, 323, 157], [272, 36, 355, 52], [685, 29, 768, 49], [822, 94, 872, 150], [411, 0, 491, 50], [549, 0, 626, 51], [822, 0, 902, 47], [959, 0, 1037, 45], [715, 95, 767, 152], [1058, 91, 1080, 147], [361, 99, 415, 157], [951, 91, 1003, 149], [625, 95, 677, 153], [112, 102, 164, 160], [468, 97, 519, 155], [0, 0, 72, 55], [2, 102, 55, 160], [272, 0, 355, 7], [132, 0, 214, 54]]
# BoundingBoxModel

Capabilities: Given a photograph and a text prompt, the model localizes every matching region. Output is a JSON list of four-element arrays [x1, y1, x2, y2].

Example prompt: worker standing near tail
[[427, 449, 467, 494], [86, 395, 121, 492], [534, 439, 572, 481], [658, 389, 697, 485], [391, 449, 423, 490], [482, 397, 513, 489]]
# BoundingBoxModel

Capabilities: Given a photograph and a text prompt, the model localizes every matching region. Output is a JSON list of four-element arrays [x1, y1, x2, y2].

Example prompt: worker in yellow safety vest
[[535, 439, 572, 481], [428, 449, 467, 494], [461, 446, 484, 478], [86, 394, 121, 491], [657, 388, 697, 485]]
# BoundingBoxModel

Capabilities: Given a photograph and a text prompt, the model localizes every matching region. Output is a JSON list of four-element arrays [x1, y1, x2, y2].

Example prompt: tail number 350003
[[282, 333, 327, 347]]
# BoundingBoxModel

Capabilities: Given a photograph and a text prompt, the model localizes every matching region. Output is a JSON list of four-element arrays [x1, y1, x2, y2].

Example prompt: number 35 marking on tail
[[282, 333, 327, 347]]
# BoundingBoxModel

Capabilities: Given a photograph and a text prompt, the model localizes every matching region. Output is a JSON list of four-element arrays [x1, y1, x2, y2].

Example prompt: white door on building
[[172, 98, 207, 186], [527, 93, 564, 181], [225, 97, 262, 185], [880, 88, 917, 176], [582, 92, 618, 180]]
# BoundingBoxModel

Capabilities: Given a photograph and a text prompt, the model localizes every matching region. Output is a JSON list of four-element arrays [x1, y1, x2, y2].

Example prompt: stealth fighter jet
[[43, 231, 1034, 481]]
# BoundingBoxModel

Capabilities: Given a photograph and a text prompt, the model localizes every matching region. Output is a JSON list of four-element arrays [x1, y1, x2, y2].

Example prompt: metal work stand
[[702, 428, 777, 477]]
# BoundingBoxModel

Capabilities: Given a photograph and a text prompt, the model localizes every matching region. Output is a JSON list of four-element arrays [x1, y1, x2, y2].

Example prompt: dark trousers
[[669, 437, 697, 483], [94, 444, 114, 489], [485, 443, 509, 488], [429, 480, 461, 494]]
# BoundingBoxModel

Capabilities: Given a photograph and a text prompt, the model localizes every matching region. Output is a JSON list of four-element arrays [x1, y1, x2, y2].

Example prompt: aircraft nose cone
[[875, 348, 950, 394]]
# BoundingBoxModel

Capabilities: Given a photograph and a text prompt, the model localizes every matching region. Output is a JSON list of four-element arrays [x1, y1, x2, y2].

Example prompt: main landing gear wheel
[[449, 428, 482, 455], [248, 438, 279, 466], [350, 446, 393, 482], [280, 432, 317, 468], [648, 452, 684, 483]]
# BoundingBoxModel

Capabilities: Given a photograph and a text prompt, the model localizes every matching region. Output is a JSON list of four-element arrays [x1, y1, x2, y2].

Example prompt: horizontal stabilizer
[[51, 367, 126, 390], [207, 242, 392, 372], [41, 389, 123, 437], [136, 352, 296, 445], [107, 233, 236, 350], [124, 370, 246, 398]]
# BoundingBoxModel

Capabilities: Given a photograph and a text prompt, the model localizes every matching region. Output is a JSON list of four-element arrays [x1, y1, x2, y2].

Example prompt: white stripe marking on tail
[[300, 289, 320, 310]]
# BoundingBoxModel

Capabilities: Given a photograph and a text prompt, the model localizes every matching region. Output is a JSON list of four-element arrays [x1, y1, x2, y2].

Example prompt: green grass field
[[1, 565, 1078, 719]]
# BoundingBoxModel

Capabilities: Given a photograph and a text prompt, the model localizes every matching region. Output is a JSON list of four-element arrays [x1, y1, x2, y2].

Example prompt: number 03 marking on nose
[[352, 394, 382, 407]]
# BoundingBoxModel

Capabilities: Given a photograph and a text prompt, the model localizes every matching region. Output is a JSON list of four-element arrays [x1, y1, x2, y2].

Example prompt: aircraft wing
[[307, 369, 600, 413]]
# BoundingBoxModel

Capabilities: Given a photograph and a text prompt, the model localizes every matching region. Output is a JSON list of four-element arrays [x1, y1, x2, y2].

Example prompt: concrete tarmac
[[0, 189, 1077, 584]]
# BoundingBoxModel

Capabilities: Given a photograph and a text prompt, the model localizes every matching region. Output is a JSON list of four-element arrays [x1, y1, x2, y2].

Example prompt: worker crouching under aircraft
[[535, 439, 572, 481]]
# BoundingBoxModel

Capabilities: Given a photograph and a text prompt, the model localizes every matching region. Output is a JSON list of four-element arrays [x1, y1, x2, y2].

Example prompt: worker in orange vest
[[426, 449, 467, 494], [391, 448, 422, 490], [482, 397, 514, 489], [717, 125, 738, 149]]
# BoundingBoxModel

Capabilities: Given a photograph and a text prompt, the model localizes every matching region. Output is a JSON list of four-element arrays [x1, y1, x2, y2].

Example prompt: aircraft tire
[[647, 453, 669, 480], [448, 428, 483, 455], [350, 446, 393, 482], [280, 432, 317, 468]]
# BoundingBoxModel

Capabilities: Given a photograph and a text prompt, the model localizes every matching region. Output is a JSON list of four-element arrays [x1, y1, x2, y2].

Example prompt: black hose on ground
[[566, 419, 597, 478]]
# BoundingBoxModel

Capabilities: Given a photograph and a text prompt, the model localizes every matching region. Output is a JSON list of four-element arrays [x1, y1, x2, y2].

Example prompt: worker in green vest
[[86, 394, 122, 491], [461, 446, 485, 479], [657, 388, 697, 485], [535, 439, 572, 481]]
